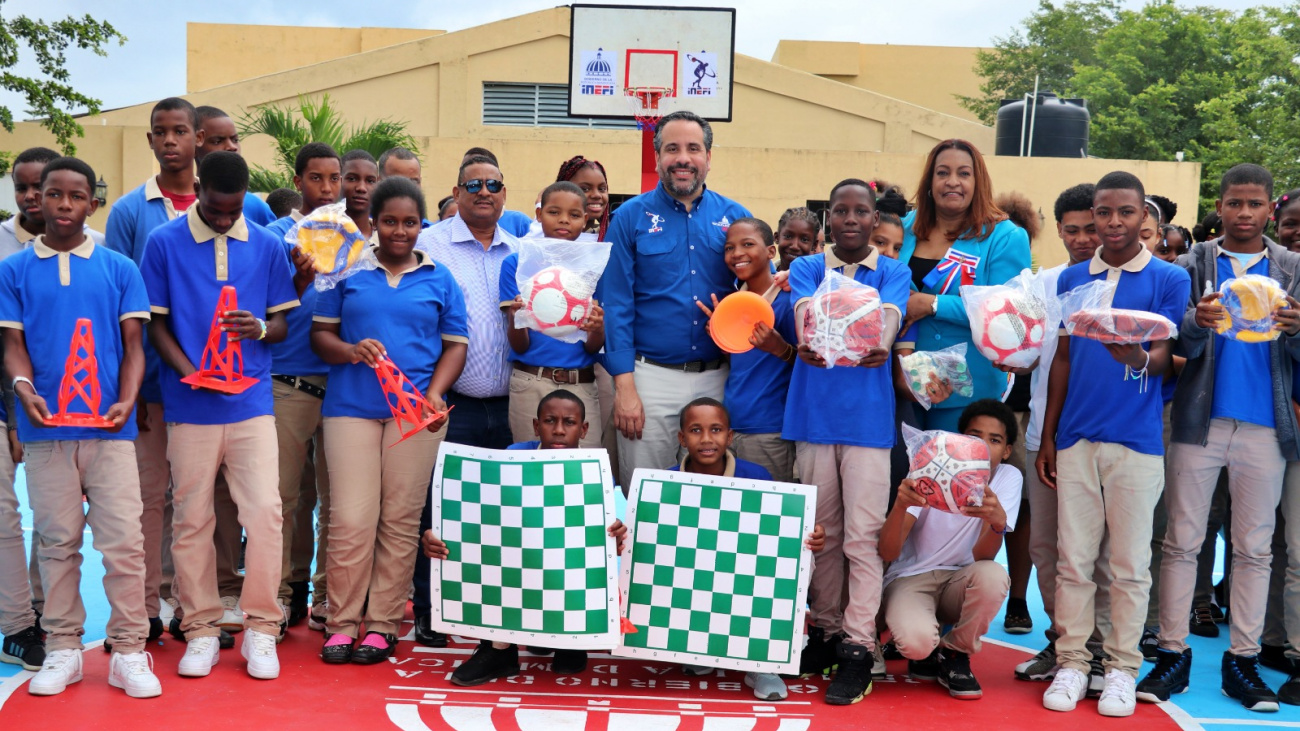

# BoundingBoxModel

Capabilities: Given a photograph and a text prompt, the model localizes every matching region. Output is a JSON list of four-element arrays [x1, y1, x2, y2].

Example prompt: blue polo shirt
[[669, 454, 773, 481], [782, 248, 911, 448], [498, 252, 600, 370], [0, 238, 150, 442], [242, 193, 277, 228], [724, 286, 797, 434], [141, 208, 299, 425], [508, 440, 541, 450], [1055, 247, 1191, 455], [265, 214, 329, 377], [314, 250, 469, 419], [1210, 252, 1274, 427], [603, 184, 751, 375]]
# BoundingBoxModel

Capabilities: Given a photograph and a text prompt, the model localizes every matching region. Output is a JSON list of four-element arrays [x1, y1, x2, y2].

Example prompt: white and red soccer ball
[[522, 266, 594, 338], [801, 286, 885, 366], [908, 431, 990, 513], [973, 292, 1047, 367]]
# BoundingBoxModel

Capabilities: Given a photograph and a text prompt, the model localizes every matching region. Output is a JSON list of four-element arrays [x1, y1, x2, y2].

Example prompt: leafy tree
[[0, 8, 126, 154], [238, 94, 422, 192]]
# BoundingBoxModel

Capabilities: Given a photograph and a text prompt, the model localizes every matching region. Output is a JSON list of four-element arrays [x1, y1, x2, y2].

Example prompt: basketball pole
[[640, 127, 657, 193]]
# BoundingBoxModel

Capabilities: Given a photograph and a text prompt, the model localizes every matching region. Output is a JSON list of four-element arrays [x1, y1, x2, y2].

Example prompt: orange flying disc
[[710, 291, 775, 354]]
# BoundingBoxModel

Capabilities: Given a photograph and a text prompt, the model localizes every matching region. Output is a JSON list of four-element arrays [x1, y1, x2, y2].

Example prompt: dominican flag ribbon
[[922, 249, 981, 294]]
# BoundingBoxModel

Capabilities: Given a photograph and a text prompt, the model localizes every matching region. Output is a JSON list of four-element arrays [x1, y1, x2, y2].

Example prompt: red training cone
[[180, 286, 258, 394], [44, 318, 114, 428], [374, 356, 451, 447]]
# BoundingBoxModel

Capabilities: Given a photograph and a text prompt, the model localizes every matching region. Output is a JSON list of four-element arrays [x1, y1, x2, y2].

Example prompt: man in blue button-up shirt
[[602, 111, 751, 487]]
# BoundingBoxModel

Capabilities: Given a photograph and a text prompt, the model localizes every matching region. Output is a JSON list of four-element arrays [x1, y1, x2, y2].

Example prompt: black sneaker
[[937, 648, 982, 699], [908, 647, 940, 681], [553, 649, 588, 675], [1140, 628, 1159, 662], [451, 641, 520, 686], [414, 614, 448, 648], [287, 581, 309, 626], [1210, 603, 1227, 624], [1190, 603, 1220, 638], [1280, 674, 1300, 706], [1137, 648, 1191, 702], [881, 639, 903, 661], [825, 642, 873, 705], [1222, 652, 1279, 712], [1014, 641, 1057, 681], [1003, 598, 1032, 635], [1, 625, 46, 671], [798, 626, 842, 677], [1260, 644, 1296, 675], [1085, 642, 1108, 699]]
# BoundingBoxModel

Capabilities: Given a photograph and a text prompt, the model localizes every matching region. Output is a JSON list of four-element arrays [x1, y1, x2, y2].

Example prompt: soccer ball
[[908, 431, 990, 513], [973, 292, 1047, 367], [1066, 309, 1175, 344], [522, 266, 594, 338], [801, 285, 884, 366]]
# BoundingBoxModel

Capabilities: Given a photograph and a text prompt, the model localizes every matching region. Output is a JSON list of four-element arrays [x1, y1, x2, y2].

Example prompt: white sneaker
[[108, 651, 162, 698], [218, 596, 244, 632], [28, 649, 82, 695], [1043, 667, 1089, 712], [242, 629, 279, 680], [178, 636, 220, 677], [1098, 669, 1137, 717], [871, 642, 886, 679], [159, 598, 177, 624], [745, 671, 788, 700], [308, 599, 329, 631]]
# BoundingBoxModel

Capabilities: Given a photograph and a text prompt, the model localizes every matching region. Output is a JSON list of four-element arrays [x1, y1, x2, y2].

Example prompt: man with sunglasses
[[409, 154, 518, 648]]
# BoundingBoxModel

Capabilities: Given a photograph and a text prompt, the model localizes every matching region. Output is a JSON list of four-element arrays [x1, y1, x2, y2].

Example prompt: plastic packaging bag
[[284, 202, 376, 292], [514, 238, 612, 343], [801, 271, 886, 368], [902, 424, 989, 513], [900, 343, 974, 410], [1060, 279, 1178, 344], [961, 268, 1058, 368], [1217, 274, 1286, 343]]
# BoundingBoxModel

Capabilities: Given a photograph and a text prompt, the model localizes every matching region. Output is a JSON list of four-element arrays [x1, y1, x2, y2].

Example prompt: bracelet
[[255, 318, 268, 341], [11, 376, 34, 393], [781, 344, 796, 363], [992, 523, 1009, 535]]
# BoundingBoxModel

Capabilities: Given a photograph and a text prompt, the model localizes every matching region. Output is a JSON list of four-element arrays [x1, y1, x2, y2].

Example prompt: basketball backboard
[[568, 4, 736, 122]]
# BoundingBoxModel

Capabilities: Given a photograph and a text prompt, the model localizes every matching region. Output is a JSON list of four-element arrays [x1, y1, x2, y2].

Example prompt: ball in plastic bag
[[908, 432, 990, 513], [975, 293, 1047, 365], [522, 266, 593, 338], [801, 286, 884, 366], [1217, 276, 1285, 343], [1066, 309, 1175, 344]]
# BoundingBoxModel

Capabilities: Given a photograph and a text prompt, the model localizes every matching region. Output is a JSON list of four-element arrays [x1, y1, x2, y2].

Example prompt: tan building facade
[[2, 7, 1200, 270]]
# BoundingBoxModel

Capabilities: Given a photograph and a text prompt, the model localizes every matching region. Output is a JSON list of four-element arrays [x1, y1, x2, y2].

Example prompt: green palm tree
[[237, 94, 422, 192]]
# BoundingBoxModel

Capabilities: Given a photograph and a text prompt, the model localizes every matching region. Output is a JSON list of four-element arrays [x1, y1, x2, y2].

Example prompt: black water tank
[[995, 93, 1090, 158]]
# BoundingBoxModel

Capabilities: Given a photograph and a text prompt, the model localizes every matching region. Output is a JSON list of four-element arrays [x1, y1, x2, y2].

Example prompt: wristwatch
[[930, 296, 940, 315]]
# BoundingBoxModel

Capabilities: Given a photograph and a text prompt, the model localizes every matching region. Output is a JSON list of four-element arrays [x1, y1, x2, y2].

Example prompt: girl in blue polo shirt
[[310, 177, 469, 666], [500, 181, 605, 448]]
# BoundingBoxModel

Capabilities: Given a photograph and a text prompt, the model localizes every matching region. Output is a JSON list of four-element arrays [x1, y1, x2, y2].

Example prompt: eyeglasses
[[459, 178, 504, 194]]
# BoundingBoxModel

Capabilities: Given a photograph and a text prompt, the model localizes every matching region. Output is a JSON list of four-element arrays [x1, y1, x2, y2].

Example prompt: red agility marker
[[44, 318, 114, 428], [374, 356, 452, 447], [180, 286, 258, 394]]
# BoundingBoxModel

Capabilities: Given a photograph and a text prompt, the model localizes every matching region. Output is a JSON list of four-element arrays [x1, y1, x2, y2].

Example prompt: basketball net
[[624, 86, 674, 132]]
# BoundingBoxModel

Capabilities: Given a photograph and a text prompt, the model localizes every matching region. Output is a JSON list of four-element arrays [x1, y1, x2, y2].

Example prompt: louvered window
[[483, 83, 637, 129]]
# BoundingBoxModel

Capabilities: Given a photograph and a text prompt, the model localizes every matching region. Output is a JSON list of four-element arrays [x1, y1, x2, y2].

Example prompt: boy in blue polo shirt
[[784, 178, 910, 706], [193, 106, 276, 227], [1037, 172, 1190, 717], [0, 157, 159, 698], [1139, 164, 1300, 712], [501, 181, 605, 447], [265, 142, 341, 632], [141, 151, 299, 681]]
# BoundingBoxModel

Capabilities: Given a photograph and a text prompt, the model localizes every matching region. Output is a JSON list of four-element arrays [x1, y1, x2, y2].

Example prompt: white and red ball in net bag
[[908, 431, 990, 513], [522, 266, 594, 338], [974, 292, 1047, 367], [801, 285, 885, 366]]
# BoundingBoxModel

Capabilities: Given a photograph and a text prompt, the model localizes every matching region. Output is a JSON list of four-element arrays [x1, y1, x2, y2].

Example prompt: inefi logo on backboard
[[684, 51, 718, 97], [646, 212, 665, 234], [580, 48, 617, 96]]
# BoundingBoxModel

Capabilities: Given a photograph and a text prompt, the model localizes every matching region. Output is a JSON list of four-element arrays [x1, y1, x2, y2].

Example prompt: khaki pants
[[796, 442, 891, 649], [731, 432, 795, 483], [135, 402, 170, 616], [1159, 418, 1285, 656], [1281, 462, 1300, 661], [1055, 439, 1163, 677], [507, 369, 602, 448], [883, 562, 1010, 658], [26, 440, 148, 654], [272, 377, 328, 604], [595, 363, 620, 484], [168, 416, 283, 637], [323, 416, 444, 637], [1025, 448, 1113, 641], [616, 361, 728, 487], [0, 424, 37, 636]]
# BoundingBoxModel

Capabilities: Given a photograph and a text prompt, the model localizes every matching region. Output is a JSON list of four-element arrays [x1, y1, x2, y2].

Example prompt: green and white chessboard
[[429, 443, 620, 649], [614, 469, 815, 674]]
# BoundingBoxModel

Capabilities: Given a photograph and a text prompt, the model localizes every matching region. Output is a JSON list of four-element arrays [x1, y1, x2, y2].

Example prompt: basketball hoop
[[625, 86, 674, 131]]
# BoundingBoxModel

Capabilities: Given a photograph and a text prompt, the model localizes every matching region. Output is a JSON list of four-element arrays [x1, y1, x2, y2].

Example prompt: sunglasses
[[459, 178, 504, 194]]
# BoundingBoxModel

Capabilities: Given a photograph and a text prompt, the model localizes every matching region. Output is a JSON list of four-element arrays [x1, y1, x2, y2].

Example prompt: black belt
[[635, 354, 725, 373], [272, 374, 325, 400]]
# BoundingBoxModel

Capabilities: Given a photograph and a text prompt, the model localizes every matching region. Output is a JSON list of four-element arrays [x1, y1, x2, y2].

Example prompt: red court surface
[[0, 623, 1183, 731]]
